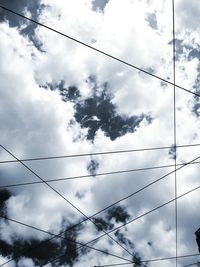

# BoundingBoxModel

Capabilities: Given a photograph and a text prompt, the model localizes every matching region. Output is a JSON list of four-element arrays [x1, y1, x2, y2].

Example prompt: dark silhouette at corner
[[195, 228, 200, 253]]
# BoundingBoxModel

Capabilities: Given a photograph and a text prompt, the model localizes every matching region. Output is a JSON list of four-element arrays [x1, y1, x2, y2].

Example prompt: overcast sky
[[0, 0, 200, 267]]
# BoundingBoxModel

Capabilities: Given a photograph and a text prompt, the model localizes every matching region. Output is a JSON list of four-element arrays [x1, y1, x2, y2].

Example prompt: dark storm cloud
[[0, 218, 84, 266], [41, 77, 152, 142], [132, 253, 143, 267], [91, 205, 144, 266], [40, 82, 81, 102], [0, 203, 135, 266], [113, 230, 144, 267], [93, 206, 130, 232], [0, 238, 59, 266], [107, 206, 130, 223], [93, 217, 114, 232], [114, 230, 134, 248], [74, 92, 149, 142], [58, 82, 81, 103], [113, 230, 143, 267], [73, 78, 151, 141], [0, 189, 85, 266]]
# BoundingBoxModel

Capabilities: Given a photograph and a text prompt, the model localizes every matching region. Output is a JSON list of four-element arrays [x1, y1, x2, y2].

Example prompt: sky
[[0, 0, 200, 267]]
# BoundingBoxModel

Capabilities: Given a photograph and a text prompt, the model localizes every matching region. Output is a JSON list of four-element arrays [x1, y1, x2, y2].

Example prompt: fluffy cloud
[[0, 1, 200, 267]]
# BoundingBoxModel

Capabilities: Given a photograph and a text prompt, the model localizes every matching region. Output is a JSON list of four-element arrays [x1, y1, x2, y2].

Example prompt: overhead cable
[[0, 143, 200, 164], [0, 6, 200, 98]]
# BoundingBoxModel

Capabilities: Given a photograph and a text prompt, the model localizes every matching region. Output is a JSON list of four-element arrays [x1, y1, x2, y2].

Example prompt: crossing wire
[[0, 143, 200, 164], [172, 1, 178, 267], [0, 4, 199, 266], [1, 160, 200, 190], [1, 179, 200, 267], [93, 255, 200, 267], [0, 215, 132, 266], [0, 144, 200, 164], [0, 5, 200, 98], [41, 176, 200, 266], [1, 147, 200, 266], [0, 144, 135, 258], [183, 262, 200, 267]]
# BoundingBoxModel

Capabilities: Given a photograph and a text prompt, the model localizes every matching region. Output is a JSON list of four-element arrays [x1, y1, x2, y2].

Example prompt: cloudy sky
[[0, 0, 200, 266]]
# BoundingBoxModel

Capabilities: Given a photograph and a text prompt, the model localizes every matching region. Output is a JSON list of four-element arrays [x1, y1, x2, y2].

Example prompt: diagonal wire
[[0, 3, 199, 266], [42, 174, 200, 267], [172, 1, 178, 267], [39, 154, 200, 266], [0, 215, 132, 266], [1, 160, 200, 190], [183, 262, 200, 267], [1, 211, 200, 267], [93, 255, 200, 267], [0, 143, 200, 164], [1, 150, 200, 266], [0, 5, 200, 98], [0, 144, 135, 258]]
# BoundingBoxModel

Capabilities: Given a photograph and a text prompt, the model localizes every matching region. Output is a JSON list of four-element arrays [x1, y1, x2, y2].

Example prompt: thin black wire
[[1, 213, 200, 267], [0, 144, 134, 258], [40, 154, 200, 266], [42, 176, 200, 267], [0, 143, 200, 164], [1, 210, 200, 267], [1, 219, 196, 267], [1, 160, 200, 189], [183, 262, 200, 267], [93, 255, 200, 266], [0, 5, 200, 98], [0, 3, 198, 267], [0, 4, 197, 261], [2, 149, 200, 267], [172, 1, 178, 267], [0, 215, 132, 266]]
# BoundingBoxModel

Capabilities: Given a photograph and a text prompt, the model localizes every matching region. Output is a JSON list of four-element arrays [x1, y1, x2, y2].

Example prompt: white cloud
[[0, 0, 200, 266]]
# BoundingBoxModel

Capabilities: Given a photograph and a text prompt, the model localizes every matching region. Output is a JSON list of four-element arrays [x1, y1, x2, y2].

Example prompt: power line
[[93, 254, 200, 266], [0, 215, 132, 266], [39, 153, 200, 266], [2, 210, 200, 267], [42, 177, 200, 266], [183, 262, 200, 267], [172, 1, 178, 267], [0, 143, 200, 164], [2, 148, 200, 266], [0, 3, 199, 267], [1, 145, 199, 212], [0, 144, 135, 259], [1, 213, 200, 267], [1, 160, 200, 189], [0, 5, 200, 98]]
